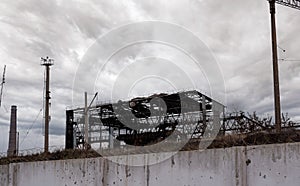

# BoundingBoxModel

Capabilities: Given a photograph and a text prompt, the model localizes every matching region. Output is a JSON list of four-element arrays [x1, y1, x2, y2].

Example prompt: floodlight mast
[[41, 56, 54, 153]]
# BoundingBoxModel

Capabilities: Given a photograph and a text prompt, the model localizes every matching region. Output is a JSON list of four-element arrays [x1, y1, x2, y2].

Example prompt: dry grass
[[0, 149, 100, 165], [1, 129, 299, 165]]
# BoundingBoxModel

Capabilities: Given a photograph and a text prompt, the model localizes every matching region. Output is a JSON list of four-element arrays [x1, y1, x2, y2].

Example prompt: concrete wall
[[1, 142, 300, 186]]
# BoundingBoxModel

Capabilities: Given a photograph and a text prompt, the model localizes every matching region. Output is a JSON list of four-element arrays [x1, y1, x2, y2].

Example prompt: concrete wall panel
[[1, 142, 300, 186]]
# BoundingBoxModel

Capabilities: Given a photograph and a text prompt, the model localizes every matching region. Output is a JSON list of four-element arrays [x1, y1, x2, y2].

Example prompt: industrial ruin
[[65, 90, 300, 153], [66, 90, 224, 150]]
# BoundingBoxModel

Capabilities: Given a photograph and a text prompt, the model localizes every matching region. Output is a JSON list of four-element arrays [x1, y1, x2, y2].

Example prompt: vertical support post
[[17, 132, 19, 156], [99, 124, 102, 149], [269, 0, 281, 132], [83, 92, 97, 149], [45, 65, 50, 152], [222, 107, 226, 135], [109, 126, 114, 149], [202, 95, 206, 127], [84, 92, 89, 149], [99, 107, 103, 149], [65, 110, 74, 149]]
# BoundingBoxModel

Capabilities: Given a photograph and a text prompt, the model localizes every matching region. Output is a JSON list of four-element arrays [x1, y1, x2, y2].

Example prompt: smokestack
[[7, 105, 17, 157]]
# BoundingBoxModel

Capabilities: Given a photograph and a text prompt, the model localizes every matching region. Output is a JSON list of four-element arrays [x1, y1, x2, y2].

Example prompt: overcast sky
[[0, 0, 300, 153]]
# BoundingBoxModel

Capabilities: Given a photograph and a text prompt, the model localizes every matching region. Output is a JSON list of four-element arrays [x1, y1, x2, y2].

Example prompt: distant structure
[[7, 105, 18, 157], [41, 56, 54, 153], [66, 90, 225, 149], [65, 90, 300, 151]]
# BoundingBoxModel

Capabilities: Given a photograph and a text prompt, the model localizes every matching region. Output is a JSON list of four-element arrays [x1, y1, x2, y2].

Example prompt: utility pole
[[269, 0, 281, 133], [41, 56, 54, 153], [267, 0, 300, 132]]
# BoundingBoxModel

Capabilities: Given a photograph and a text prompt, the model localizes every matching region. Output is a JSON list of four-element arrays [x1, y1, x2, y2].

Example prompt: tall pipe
[[7, 105, 17, 157]]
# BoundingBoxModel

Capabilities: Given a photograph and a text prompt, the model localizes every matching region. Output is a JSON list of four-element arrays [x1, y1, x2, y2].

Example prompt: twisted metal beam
[[275, 0, 300, 10]]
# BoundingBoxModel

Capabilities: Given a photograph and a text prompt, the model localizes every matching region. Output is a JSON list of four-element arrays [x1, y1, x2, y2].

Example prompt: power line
[[19, 108, 43, 146], [277, 45, 286, 53], [279, 59, 300, 62]]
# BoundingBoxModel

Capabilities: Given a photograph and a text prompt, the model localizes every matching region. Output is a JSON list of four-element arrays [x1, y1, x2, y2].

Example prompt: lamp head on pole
[[41, 56, 54, 66]]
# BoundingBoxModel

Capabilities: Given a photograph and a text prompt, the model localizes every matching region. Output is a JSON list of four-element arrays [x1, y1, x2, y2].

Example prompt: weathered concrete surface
[[0, 142, 300, 186]]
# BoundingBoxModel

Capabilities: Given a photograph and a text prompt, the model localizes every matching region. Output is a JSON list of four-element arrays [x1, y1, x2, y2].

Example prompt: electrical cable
[[19, 108, 43, 146], [19, 68, 46, 147], [279, 59, 300, 62]]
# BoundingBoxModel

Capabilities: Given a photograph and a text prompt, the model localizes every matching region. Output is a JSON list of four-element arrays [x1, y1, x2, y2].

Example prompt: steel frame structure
[[66, 90, 225, 149], [66, 92, 300, 150]]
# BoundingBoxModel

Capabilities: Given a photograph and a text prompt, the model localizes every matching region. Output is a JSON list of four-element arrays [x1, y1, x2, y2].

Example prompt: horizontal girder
[[275, 0, 300, 10]]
